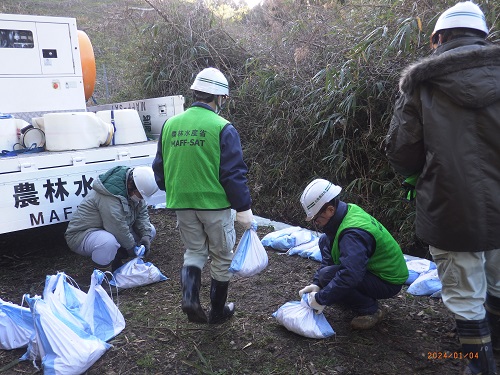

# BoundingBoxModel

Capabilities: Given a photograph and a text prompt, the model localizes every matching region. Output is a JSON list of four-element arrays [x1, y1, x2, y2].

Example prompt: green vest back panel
[[331, 204, 408, 284], [161, 106, 231, 209]]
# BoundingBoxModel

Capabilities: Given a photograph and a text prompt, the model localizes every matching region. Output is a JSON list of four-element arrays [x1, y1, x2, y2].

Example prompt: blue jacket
[[313, 201, 377, 306]]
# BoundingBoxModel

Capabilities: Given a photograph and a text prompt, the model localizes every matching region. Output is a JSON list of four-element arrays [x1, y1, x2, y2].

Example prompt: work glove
[[139, 236, 151, 256], [401, 173, 419, 202], [236, 209, 254, 230], [299, 284, 320, 298], [307, 292, 325, 315]]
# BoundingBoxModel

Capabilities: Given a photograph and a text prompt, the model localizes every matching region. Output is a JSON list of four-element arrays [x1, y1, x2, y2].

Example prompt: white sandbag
[[22, 273, 94, 364], [80, 270, 125, 341], [44, 272, 87, 312], [407, 269, 442, 296], [25, 295, 111, 375], [42, 273, 92, 336], [261, 226, 315, 251], [286, 237, 321, 262], [272, 294, 335, 339], [405, 258, 437, 285], [229, 223, 268, 277], [110, 246, 168, 289], [0, 298, 34, 350]]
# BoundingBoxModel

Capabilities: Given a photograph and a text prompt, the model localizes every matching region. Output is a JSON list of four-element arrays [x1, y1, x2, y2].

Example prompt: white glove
[[236, 209, 253, 230], [307, 292, 325, 315], [299, 284, 320, 298]]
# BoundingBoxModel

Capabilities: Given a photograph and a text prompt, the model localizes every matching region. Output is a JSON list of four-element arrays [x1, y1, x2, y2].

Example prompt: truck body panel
[[0, 13, 86, 117], [0, 13, 179, 234]]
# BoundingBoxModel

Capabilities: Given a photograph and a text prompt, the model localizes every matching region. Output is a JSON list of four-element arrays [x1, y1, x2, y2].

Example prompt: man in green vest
[[298, 178, 408, 330], [152, 67, 253, 324]]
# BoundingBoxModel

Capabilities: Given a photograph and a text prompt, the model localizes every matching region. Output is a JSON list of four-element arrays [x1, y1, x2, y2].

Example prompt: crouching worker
[[65, 166, 158, 272], [298, 178, 408, 330]]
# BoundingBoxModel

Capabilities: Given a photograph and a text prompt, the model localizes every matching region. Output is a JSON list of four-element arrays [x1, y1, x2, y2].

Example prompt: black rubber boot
[[111, 247, 129, 272], [208, 278, 235, 324], [456, 318, 497, 375], [485, 293, 500, 352], [181, 266, 207, 323]]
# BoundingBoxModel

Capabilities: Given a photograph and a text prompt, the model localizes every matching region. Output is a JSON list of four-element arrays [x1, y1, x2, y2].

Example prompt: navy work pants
[[317, 265, 402, 315]]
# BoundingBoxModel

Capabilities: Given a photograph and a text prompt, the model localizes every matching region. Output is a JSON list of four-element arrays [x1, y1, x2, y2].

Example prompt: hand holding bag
[[272, 294, 335, 339], [229, 222, 268, 277], [110, 245, 168, 289]]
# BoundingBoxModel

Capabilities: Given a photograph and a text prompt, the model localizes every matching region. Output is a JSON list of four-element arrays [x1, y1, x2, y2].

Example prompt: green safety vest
[[331, 204, 408, 284], [161, 106, 231, 210]]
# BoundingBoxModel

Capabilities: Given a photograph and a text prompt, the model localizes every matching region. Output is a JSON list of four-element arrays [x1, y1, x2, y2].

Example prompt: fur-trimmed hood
[[399, 37, 500, 108]]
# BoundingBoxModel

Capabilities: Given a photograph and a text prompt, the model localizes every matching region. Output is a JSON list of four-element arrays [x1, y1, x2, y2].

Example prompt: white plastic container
[[0, 117, 19, 152], [43, 112, 113, 151], [87, 95, 185, 139], [95, 109, 147, 145]]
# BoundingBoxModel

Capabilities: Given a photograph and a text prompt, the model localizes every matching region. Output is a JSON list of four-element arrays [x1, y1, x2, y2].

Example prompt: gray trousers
[[76, 224, 156, 266], [176, 209, 236, 282], [430, 246, 500, 320]]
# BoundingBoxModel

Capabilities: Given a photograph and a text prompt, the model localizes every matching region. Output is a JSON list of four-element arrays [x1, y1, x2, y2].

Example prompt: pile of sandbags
[[0, 270, 124, 374]]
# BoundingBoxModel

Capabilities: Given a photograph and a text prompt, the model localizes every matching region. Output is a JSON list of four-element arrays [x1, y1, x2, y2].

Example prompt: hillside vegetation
[[2, 0, 500, 255]]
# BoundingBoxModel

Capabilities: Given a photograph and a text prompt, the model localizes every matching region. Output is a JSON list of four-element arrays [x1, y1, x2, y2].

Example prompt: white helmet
[[432, 1, 488, 37], [190, 67, 229, 96], [300, 179, 342, 221], [132, 166, 158, 198]]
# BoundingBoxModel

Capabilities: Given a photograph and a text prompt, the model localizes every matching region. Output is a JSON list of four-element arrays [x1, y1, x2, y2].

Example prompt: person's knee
[[318, 272, 330, 287], [86, 231, 120, 265], [317, 265, 341, 287]]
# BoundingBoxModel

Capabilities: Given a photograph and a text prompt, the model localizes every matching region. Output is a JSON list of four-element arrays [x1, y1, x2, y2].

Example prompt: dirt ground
[[1, 208, 499, 375]]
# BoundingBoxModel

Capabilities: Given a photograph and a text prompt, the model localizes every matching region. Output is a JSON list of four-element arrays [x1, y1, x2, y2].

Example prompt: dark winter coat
[[386, 37, 500, 252]]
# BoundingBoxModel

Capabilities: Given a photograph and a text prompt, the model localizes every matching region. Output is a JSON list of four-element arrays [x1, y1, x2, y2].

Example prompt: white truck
[[0, 13, 183, 234]]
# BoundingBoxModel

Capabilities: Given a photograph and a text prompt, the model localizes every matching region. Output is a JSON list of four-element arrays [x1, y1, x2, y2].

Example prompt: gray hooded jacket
[[65, 166, 152, 252], [386, 37, 500, 252]]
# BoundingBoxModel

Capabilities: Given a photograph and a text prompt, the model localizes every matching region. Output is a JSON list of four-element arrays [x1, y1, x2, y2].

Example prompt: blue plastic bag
[[25, 295, 111, 375], [286, 237, 321, 262], [229, 222, 268, 277], [405, 258, 437, 285], [0, 298, 34, 350], [272, 294, 335, 339], [79, 270, 125, 342], [261, 226, 315, 251], [110, 245, 168, 288], [407, 269, 442, 296]]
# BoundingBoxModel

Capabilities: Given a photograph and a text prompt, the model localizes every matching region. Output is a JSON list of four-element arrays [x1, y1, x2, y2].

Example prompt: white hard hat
[[432, 1, 488, 37], [132, 166, 158, 198], [300, 179, 342, 221], [190, 67, 229, 96]]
